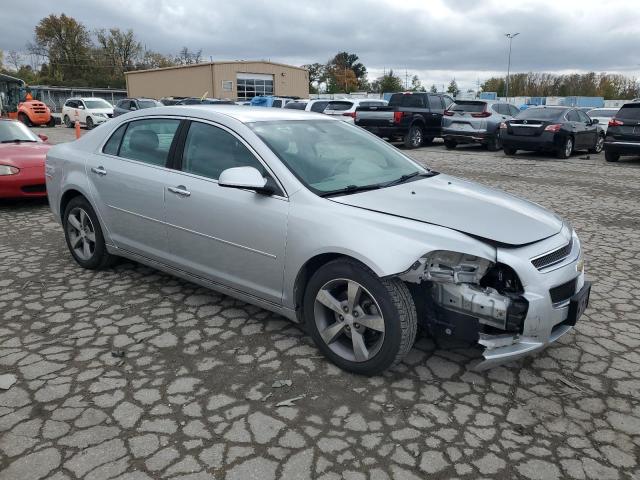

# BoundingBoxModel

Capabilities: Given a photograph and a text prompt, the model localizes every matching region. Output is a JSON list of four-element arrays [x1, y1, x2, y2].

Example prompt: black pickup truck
[[354, 92, 454, 148]]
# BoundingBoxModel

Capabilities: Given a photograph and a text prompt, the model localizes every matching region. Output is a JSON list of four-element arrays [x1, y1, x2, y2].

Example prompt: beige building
[[125, 61, 309, 101]]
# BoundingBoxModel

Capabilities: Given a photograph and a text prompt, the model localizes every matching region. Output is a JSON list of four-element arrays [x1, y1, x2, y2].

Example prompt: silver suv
[[442, 100, 520, 151]]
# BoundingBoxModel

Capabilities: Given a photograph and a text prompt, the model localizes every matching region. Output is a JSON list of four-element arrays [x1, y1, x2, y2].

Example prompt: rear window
[[587, 109, 617, 117], [450, 101, 486, 113], [616, 104, 640, 120], [516, 108, 565, 120], [388, 94, 425, 108], [284, 102, 307, 110], [326, 101, 353, 111], [359, 101, 385, 107], [138, 100, 160, 109]]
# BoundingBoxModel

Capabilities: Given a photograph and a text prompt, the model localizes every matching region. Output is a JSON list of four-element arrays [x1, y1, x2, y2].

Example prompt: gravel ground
[[1, 129, 639, 480]]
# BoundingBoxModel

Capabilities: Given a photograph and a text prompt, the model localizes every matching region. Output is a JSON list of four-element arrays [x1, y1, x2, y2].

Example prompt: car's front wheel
[[589, 134, 604, 154], [304, 259, 417, 375], [63, 196, 116, 270], [63, 115, 73, 128], [86, 117, 94, 130]]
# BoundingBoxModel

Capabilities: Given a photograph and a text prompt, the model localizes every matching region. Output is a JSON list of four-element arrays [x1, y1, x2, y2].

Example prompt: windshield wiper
[[319, 184, 382, 198], [383, 170, 436, 187], [1, 139, 37, 143]]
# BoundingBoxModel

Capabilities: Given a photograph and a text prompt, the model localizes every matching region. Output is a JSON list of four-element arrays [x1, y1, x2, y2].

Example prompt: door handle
[[168, 186, 191, 197], [91, 166, 107, 176]]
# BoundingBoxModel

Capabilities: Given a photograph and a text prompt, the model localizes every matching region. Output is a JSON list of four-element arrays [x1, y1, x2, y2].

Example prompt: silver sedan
[[45, 106, 591, 375]]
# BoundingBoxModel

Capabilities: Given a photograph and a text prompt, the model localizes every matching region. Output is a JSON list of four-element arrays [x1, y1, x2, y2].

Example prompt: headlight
[[95, 113, 106, 118], [0, 165, 19, 176], [423, 250, 493, 284]]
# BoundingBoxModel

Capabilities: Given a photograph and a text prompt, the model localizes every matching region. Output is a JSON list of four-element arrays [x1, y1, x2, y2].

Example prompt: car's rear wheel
[[18, 113, 31, 126], [444, 139, 457, 150], [64, 115, 73, 128], [589, 134, 604, 154], [557, 136, 573, 159], [605, 151, 620, 162], [86, 117, 94, 130], [404, 125, 423, 149], [486, 134, 502, 152], [63, 196, 116, 270], [304, 258, 417, 375], [503, 146, 517, 155]]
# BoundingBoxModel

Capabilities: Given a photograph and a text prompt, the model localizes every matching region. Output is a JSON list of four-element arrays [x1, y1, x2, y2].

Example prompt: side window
[[491, 104, 503, 115], [119, 119, 180, 166], [310, 101, 328, 113], [272, 100, 282, 108], [509, 105, 520, 116], [65, 100, 76, 108], [566, 110, 580, 122], [403, 95, 425, 108], [577, 110, 591, 123], [102, 124, 127, 155], [427, 95, 443, 110], [181, 122, 266, 180]]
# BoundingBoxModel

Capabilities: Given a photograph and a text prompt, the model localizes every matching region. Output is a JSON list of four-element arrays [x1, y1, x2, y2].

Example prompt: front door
[[164, 121, 289, 304], [85, 118, 182, 260]]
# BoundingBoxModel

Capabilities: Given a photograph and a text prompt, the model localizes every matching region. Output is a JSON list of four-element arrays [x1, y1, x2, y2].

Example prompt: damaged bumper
[[403, 224, 590, 369]]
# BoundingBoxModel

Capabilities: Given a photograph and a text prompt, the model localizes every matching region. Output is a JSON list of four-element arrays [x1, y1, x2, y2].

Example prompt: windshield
[[515, 108, 564, 120], [250, 120, 427, 195], [138, 100, 160, 109], [84, 99, 112, 109], [450, 101, 486, 112], [0, 121, 39, 143], [616, 104, 640, 120]]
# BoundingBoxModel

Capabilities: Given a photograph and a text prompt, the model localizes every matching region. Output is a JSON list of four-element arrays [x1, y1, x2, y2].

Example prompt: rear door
[[566, 110, 587, 148], [426, 95, 445, 136], [577, 109, 598, 148], [86, 118, 182, 260]]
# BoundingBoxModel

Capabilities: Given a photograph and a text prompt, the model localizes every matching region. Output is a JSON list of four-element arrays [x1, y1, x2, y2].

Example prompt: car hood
[[330, 174, 563, 246], [0, 143, 51, 168], [88, 108, 113, 114]]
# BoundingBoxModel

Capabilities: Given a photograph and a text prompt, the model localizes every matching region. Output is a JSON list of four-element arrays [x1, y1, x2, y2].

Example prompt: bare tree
[[7, 50, 22, 71]]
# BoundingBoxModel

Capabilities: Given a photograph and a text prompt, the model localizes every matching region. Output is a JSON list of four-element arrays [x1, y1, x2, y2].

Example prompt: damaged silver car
[[45, 106, 591, 375]]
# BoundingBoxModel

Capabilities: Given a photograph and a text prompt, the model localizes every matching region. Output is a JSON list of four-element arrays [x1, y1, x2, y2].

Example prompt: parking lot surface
[[1, 132, 639, 479]]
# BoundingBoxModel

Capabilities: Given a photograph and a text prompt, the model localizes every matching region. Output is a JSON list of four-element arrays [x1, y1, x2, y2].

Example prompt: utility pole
[[505, 33, 519, 101]]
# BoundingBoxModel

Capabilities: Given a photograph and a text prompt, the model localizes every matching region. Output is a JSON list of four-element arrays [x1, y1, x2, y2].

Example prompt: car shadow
[[0, 197, 49, 209]]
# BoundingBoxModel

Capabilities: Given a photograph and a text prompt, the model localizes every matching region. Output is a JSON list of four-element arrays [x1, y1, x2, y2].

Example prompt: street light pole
[[505, 33, 519, 101]]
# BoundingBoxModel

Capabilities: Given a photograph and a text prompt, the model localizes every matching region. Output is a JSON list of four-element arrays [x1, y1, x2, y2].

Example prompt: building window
[[237, 74, 274, 101], [222, 80, 233, 92]]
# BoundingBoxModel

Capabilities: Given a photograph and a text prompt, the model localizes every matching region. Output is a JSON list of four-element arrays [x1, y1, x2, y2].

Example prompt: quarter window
[[102, 124, 127, 155], [427, 95, 443, 110], [310, 101, 329, 113], [181, 122, 265, 180], [118, 119, 180, 166], [566, 110, 581, 122]]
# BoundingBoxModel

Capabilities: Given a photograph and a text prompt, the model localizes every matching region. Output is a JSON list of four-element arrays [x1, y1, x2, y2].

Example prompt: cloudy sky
[[2, 0, 639, 91]]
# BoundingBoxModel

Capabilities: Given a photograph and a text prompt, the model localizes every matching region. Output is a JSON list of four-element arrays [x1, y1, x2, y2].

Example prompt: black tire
[[47, 117, 56, 128], [605, 151, 620, 162], [403, 124, 424, 149], [303, 258, 417, 376], [86, 117, 94, 130], [486, 134, 502, 152], [589, 134, 604, 154], [444, 139, 457, 150], [18, 113, 31, 127], [422, 136, 434, 146], [503, 146, 517, 155], [62, 196, 117, 270], [557, 136, 573, 159], [64, 115, 73, 128]]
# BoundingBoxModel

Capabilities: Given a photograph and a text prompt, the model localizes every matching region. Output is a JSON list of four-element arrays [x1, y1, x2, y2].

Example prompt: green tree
[[372, 69, 403, 93], [410, 75, 425, 92], [302, 62, 325, 93], [447, 79, 460, 97], [326, 52, 367, 92], [429, 84, 438, 93]]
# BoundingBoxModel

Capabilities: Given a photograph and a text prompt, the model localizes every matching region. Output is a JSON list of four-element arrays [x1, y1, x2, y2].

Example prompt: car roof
[[136, 105, 333, 123]]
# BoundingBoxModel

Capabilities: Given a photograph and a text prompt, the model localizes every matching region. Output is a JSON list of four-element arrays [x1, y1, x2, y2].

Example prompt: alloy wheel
[[67, 207, 96, 261], [314, 278, 385, 362], [412, 128, 423, 147], [565, 138, 573, 157], [595, 135, 604, 153]]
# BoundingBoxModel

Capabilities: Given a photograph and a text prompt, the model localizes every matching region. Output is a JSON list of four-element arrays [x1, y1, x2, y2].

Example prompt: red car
[[0, 119, 51, 198]]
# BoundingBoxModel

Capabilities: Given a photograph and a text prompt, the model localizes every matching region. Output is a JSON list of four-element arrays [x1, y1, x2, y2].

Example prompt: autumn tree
[[176, 47, 202, 65], [326, 52, 367, 92], [96, 28, 142, 74]]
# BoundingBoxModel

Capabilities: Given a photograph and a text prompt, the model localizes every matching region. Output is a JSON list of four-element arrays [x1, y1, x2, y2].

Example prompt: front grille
[[21, 184, 46, 193], [549, 278, 577, 304], [532, 241, 573, 270]]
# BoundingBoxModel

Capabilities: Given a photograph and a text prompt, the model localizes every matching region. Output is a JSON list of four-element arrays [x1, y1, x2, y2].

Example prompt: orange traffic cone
[[75, 121, 81, 139]]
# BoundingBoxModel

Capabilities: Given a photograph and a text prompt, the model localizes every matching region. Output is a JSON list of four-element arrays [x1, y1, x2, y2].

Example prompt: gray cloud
[[2, 0, 639, 90]]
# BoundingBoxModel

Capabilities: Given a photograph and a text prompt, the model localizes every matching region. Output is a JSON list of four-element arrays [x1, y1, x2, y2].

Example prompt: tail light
[[500, 122, 507, 129], [608, 118, 624, 127], [342, 111, 356, 118], [471, 111, 491, 118], [393, 111, 405, 123], [443, 110, 454, 116], [544, 124, 562, 132]]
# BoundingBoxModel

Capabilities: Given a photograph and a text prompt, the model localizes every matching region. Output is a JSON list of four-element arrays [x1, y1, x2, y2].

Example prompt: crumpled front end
[[401, 224, 589, 369]]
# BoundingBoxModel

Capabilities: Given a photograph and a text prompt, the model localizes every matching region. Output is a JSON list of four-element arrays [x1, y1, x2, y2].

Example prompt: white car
[[62, 97, 114, 129], [284, 99, 333, 113], [323, 98, 388, 124], [586, 108, 619, 134]]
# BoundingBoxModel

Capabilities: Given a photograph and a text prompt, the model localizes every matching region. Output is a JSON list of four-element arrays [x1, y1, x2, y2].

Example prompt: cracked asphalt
[[1, 125, 639, 479]]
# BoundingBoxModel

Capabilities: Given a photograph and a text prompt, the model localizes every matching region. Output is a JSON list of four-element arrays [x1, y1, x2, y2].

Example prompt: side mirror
[[218, 166, 273, 194], [77, 105, 85, 110], [591, 118, 599, 124], [131, 106, 138, 111], [38, 134, 48, 142]]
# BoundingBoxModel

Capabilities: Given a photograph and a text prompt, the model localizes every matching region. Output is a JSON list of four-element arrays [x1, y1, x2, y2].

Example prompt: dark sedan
[[500, 106, 604, 159]]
